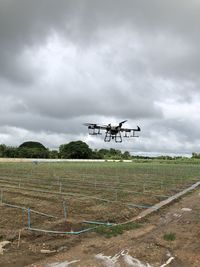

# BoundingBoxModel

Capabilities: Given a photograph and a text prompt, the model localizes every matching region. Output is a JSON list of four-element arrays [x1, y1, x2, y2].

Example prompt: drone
[[84, 120, 141, 143]]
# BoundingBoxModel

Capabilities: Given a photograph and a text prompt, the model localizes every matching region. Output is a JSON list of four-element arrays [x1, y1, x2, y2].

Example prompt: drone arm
[[84, 123, 104, 135], [99, 126, 108, 130], [121, 126, 140, 132], [120, 126, 141, 138]]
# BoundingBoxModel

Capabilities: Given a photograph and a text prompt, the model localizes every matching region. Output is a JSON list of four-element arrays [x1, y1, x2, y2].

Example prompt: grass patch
[[93, 222, 141, 238], [163, 232, 176, 241]]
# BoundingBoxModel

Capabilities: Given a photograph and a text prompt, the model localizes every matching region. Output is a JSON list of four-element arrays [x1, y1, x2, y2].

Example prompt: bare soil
[[0, 187, 200, 267]]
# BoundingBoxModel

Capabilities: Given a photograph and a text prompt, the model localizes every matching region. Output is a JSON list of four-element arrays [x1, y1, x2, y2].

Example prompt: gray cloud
[[0, 0, 200, 154]]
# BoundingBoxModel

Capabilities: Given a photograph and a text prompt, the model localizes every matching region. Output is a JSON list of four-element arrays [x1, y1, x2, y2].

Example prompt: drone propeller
[[119, 120, 128, 127], [83, 123, 96, 126]]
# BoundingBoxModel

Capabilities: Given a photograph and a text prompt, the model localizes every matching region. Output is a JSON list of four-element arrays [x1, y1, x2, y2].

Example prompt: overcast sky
[[0, 0, 200, 155]]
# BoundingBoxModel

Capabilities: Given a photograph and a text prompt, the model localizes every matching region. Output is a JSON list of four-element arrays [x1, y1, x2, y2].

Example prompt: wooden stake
[[17, 230, 21, 248]]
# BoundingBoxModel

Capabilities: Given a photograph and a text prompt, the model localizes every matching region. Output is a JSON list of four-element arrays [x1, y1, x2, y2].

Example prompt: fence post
[[63, 201, 67, 222], [28, 208, 31, 228], [22, 208, 25, 226], [1, 189, 3, 204], [143, 183, 146, 193], [115, 189, 118, 201], [95, 178, 97, 190], [160, 180, 163, 190]]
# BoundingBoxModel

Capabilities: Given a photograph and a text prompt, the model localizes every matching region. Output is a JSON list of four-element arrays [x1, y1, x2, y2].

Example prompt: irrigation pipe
[[0, 184, 179, 219], [2, 202, 58, 219], [9, 181, 200, 236], [0, 181, 170, 204], [3, 171, 195, 196], [1, 184, 156, 210], [0, 172, 194, 190], [26, 226, 98, 235], [117, 180, 200, 226], [26, 220, 113, 235], [1, 169, 197, 197], [127, 203, 155, 209], [2, 199, 108, 235], [0, 174, 188, 191], [83, 220, 113, 226]]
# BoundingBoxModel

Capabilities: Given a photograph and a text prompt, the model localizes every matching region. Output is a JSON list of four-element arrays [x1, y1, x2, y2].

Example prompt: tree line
[[191, 152, 200, 159], [0, 140, 132, 160], [0, 140, 197, 160]]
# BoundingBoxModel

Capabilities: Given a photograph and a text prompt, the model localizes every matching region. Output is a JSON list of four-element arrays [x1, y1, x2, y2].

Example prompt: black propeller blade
[[83, 123, 96, 126], [119, 120, 128, 127]]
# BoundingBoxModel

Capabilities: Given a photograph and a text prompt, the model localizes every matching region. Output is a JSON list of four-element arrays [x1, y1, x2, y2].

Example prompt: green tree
[[49, 150, 59, 159], [98, 149, 110, 159], [97, 148, 123, 159], [123, 151, 131, 159], [192, 152, 200, 159], [0, 144, 6, 157], [92, 149, 103, 159], [19, 141, 46, 149], [3, 146, 18, 158], [59, 141, 92, 159], [18, 141, 49, 158], [108, 148, 122, 159]]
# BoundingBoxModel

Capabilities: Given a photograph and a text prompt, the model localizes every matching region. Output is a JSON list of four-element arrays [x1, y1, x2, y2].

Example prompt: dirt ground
[[0, 187, 200, 267]]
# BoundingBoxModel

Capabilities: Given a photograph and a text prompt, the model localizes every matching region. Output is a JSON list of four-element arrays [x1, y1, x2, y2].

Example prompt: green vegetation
[[93, 222, 141, 238], [192, 152, 200, 159], [19, 141, 46, 149], [59, 141, 92, 159], [18, 141, 49, 158], [1, 140, 200, 162], [93, 148, 131, 160], [0, 141, 132, 159], [163, 232, 176, 241], [0, 144, 18, 158], [0, 141, 49, 159]]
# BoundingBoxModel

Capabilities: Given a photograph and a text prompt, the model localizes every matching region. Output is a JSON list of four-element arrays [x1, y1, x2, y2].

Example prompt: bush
[[163, 232, 176, 241]]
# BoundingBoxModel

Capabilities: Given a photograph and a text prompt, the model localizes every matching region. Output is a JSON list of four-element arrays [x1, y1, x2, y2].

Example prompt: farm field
[[0, 160, 200, 266], [0, 160, 200, 229]]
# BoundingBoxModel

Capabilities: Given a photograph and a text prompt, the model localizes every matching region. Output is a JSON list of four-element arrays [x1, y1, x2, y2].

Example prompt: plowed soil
[[1, 187, 200, 267]]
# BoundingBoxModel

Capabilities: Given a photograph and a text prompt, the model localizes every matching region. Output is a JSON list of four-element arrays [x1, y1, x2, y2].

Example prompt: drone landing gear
[[104, 132, 111, 142], [115, 132, 122, 143], [104, 132, 122, 143]]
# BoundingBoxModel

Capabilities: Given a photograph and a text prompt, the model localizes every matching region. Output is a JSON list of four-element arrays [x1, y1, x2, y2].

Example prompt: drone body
[[84, 120, 140, 143]]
